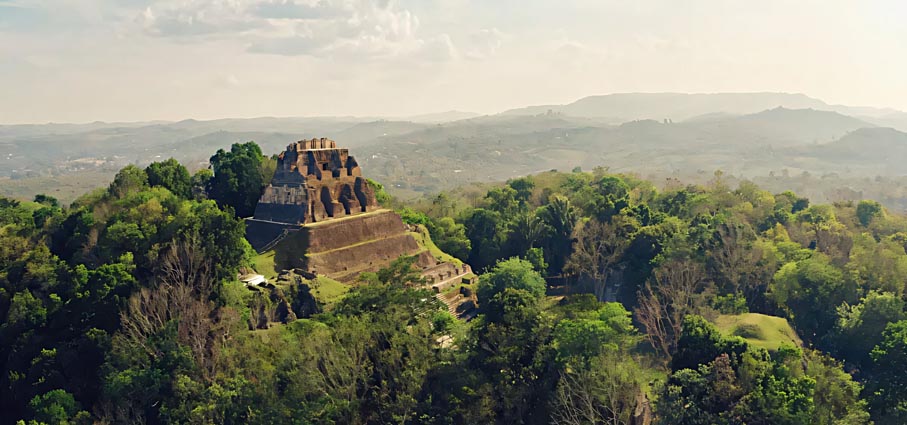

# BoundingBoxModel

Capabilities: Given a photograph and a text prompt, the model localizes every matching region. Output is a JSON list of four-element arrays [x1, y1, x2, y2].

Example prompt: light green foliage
[[28, 389, 87, 425], [7, 290, 46, 329], [713, 313, 802, 352], [367, 178, 391, 205], [523, 247, 548, 274], [397, 206, 430, 226], [712, 293, 749, 314], [806, 350, 871, 425], [846, 233, 907, 294], [552, 302, 637, 366], [478, 257, 546, 304], [485, 185, 521, 216]]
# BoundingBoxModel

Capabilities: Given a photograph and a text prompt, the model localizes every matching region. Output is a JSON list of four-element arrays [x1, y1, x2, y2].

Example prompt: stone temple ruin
[[251, 138, 378, 225], [245, 138, 474, 298]]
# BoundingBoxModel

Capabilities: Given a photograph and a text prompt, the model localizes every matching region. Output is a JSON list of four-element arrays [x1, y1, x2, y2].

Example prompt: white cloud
[[463, 28, 503, 60], [136, 0, 445, 60]]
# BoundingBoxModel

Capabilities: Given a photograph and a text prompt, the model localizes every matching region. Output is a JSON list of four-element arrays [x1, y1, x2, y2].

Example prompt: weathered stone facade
[[246, 139, 473, 289], [251, 138, 378, 225]]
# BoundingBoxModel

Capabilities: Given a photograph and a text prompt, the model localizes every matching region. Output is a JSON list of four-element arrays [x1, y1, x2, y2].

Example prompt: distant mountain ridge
[[501, 92, 901, 123]]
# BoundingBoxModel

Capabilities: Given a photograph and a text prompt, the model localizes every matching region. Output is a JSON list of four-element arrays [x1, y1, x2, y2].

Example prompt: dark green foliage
[[672, 315, 747, 371], [538, 195, 577, 274], [868, 320, 907, 423], [836, 291, 905, 368], [427, 216, 471, 260], [145, 158, 191, 198], [108, 165, 148, 198], [463, 208, 505, 270], [0, 162, 903, 424], [772, 254, 858, 345], [856, 200, 883, 227], [208, 141, 267, 218]]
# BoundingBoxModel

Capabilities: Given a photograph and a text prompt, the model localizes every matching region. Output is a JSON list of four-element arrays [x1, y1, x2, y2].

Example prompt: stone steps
[[435, 293, 461, 317]]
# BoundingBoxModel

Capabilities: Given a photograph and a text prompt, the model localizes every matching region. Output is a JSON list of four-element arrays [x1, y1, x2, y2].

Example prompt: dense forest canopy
[[5, 141, 907, 424]]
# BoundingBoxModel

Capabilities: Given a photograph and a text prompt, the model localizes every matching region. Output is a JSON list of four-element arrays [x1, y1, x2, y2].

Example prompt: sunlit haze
[[3, 0, 907, 123]]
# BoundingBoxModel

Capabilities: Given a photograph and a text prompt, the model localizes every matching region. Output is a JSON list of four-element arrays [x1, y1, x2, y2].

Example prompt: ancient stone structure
[[252, 138, 378, 225], [246, 138, 474, 286]]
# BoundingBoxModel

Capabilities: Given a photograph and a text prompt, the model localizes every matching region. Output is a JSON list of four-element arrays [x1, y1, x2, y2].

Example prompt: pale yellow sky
[[1, 0, 906, 123]]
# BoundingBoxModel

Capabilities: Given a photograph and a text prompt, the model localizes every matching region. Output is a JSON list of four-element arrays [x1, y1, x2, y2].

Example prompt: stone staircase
[[435, 290, 477, 320]]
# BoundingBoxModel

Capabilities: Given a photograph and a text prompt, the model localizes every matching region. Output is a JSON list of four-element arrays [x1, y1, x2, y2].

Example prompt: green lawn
[[252, 250, 278, 281], [713, 313, 802, 351], [310, 276, 351, 308]]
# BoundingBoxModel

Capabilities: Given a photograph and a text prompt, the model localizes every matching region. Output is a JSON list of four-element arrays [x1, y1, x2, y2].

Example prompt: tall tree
[[565, 217, 631, 301], [635, 259, 707, 360], [539, 195, 578, 274], [208, 142, 267, 218], [146, 158, 192, 199]]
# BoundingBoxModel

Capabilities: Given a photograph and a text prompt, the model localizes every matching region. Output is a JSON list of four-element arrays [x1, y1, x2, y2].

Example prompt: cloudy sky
[[1, 0, 906, 123]]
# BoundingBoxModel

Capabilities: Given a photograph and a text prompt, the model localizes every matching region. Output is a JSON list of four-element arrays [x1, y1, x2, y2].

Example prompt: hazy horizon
[[3, 0, 907, 124]]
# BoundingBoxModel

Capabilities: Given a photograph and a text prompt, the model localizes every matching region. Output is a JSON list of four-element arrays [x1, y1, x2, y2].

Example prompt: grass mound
[[407, 224, 463, 266], [714, 313, 802, 351], [252, 250, 278, 281], [309, 276, 350, 308]]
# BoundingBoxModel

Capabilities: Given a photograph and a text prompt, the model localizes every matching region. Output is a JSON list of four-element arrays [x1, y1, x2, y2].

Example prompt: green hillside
[[714, 313, 802, 351]]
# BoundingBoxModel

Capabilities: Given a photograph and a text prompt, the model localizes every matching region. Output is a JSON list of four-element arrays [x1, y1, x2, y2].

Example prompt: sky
[[1, 0, 907, 124]]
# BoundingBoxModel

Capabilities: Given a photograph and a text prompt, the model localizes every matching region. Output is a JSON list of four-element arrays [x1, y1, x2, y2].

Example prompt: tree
[[208, 141, 267, 218], [508, 177, 535, 206], [635, 259, 706, 360], [539, 195, 578, 274], [836, 291, 905, 368], [146, 158, 191, 199], [190, 169, 213, 200], [472, 288, 552, 421], [671, 315, 746, 371], [29, 389, 88, 424], [565, 217, 630, 301], [868, 320, 907, 423], [805, 350, 870, 425], [770, 255, 852, 343], [485, 186, 521, 216], [706, 218, 759, 295], [551, 353, 646, 425], [589, 175, 630, 223], [856, 200, 883, 227], [108, 165, 148, 199], [478, 258, 546, 305], [463, 208, 505, 270], [428, 217, 471, 261]]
